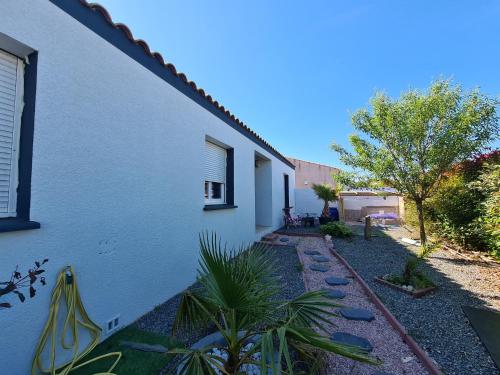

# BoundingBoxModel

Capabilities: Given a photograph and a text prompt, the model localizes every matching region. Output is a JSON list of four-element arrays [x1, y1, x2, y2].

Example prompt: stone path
[[296, 236, 430, 375]]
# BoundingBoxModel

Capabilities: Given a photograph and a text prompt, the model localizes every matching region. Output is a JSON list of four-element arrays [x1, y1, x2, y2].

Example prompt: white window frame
[[0, 50, 24, 218], [205, 181, 226, 205]]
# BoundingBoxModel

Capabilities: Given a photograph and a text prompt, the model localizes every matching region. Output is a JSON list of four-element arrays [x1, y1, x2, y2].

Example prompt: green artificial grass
[[71, 326, 179, 375]]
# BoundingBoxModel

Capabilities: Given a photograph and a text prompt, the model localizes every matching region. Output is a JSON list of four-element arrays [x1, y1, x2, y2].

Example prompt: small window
[[204, 141, 226, 205]]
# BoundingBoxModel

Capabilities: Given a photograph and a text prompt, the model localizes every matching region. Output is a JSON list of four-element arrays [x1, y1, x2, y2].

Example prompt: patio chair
[[283, 207, 301, 229]]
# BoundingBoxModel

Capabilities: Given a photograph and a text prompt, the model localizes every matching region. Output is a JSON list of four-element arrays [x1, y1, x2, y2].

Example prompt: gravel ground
[[298, 236, 429, 375], [277, 225, 322, 236], [133, 244, 305, 373], [334, 225, 500, 375]]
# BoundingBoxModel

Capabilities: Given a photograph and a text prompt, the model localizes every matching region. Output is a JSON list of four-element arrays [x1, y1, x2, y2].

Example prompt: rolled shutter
[[0, 49, 24, 217], [204, 141, 226, 183]]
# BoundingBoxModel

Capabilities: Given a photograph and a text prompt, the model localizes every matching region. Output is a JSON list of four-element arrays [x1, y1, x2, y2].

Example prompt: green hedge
[[405, 151, 499, 259]]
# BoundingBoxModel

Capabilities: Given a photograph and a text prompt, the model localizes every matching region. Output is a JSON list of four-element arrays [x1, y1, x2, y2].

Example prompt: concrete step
[[262, 233, 278, 242]]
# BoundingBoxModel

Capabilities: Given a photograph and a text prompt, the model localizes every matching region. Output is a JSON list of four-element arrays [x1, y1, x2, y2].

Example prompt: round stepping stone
[[311, 255, 329, 263], [323, 289, 346, 299], [279, 237, 289, 242], [330, 332, 373, 352], [339, 308, 375, 322], [304, 250, 321, 255], [325, 277, 349, 286], [309, 264, 330, 272]]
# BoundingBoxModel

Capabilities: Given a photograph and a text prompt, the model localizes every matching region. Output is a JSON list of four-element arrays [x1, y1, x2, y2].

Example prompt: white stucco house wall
[[0, 1, 295, 372]]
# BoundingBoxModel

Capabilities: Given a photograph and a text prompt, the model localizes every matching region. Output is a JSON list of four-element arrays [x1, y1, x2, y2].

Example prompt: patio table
[[301, 216, 315, 227]]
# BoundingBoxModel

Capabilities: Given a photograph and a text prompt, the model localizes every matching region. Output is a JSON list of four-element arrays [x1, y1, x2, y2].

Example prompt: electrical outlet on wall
[[105, 315, 120, 334]]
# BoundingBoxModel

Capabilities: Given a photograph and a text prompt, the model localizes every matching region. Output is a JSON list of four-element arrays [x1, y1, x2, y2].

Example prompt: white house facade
[[0, 1, 295, 372]]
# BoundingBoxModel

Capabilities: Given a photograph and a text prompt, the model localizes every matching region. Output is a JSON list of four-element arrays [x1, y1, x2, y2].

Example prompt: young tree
[[312, 183, 339, 218], [332, 80, 498, 244]]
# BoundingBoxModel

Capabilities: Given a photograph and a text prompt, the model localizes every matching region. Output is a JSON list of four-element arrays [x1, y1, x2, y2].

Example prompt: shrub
[[470, 163, 500, 258], [403, 151, 499, 258], [387, 246, 436, 289], [320, 221, 353, 237]]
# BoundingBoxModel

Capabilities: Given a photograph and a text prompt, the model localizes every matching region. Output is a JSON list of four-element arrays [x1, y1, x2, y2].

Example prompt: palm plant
[[169, 233, 377, 374], [311, 184, 338, 218]]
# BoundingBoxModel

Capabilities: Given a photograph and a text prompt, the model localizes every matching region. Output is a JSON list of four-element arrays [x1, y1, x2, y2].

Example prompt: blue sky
[[97, 0, 500, 168]]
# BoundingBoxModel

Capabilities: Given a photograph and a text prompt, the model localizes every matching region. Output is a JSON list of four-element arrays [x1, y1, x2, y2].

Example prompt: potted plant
[[170, 233, 377, 374], [312, 184, 338, 225]]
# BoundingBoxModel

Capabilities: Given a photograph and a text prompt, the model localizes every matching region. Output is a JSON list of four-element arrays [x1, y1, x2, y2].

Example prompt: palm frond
[[284, 290, 340, 331], [311, 184, 338, 202], [172, 290, 222, 337], [170, 348, 228, 375], [286, 326, 379, 364], [277, 326, 295, 374], [197, 233, 279, 330]]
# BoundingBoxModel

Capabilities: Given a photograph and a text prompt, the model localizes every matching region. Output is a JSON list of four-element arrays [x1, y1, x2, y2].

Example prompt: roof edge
[[47, 0, 295, 169], [287, 157, 340, 171]]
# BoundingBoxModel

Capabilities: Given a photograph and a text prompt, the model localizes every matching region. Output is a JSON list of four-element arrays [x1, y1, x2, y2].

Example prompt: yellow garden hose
[[32, 266, 122, 375]]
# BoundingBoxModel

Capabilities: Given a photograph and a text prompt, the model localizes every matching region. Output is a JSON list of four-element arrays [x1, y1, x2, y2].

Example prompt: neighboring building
[[0, 1, 294, 372], [287, 157, 340, 190], [339, 191, 404, 222], [287, 158, 339, 215]]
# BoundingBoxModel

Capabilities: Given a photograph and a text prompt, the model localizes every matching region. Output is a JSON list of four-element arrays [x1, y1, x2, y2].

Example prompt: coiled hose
[[31, 266, 122, 375]]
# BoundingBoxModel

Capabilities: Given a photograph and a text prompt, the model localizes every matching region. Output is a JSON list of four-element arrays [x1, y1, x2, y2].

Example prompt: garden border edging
[[274, 230, 323, 238], [374, 276, 437, 298], [327, 242, 443, 375]]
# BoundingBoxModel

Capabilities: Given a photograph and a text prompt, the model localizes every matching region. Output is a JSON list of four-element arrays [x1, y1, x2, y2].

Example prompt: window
[[0, 44, 39, 233], [0, 49, 24, 218], [204, 141, 226, 204]]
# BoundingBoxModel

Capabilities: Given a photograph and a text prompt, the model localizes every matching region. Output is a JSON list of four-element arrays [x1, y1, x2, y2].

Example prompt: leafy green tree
[[311, 184, 339, 218], [170, 234, 376, 374], [332, 80, 498, 244]]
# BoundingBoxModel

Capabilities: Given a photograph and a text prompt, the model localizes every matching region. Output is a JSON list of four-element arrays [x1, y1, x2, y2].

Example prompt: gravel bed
[[133, 244, 305, 373], [277, 225, 322, 236], [334, 226, 500, 375], [298, 236, 429, 375]]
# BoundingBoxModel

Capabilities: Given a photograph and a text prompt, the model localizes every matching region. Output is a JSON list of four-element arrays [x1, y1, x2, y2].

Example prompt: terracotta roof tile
[[79, 0, 291, 166]]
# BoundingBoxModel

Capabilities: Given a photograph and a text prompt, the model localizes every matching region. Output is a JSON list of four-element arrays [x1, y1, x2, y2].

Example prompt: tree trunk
[[225, 351, 239, 374], [322, 201, 329, 217], [415, 199, 427, 245], [364, 215, 371, 240]]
